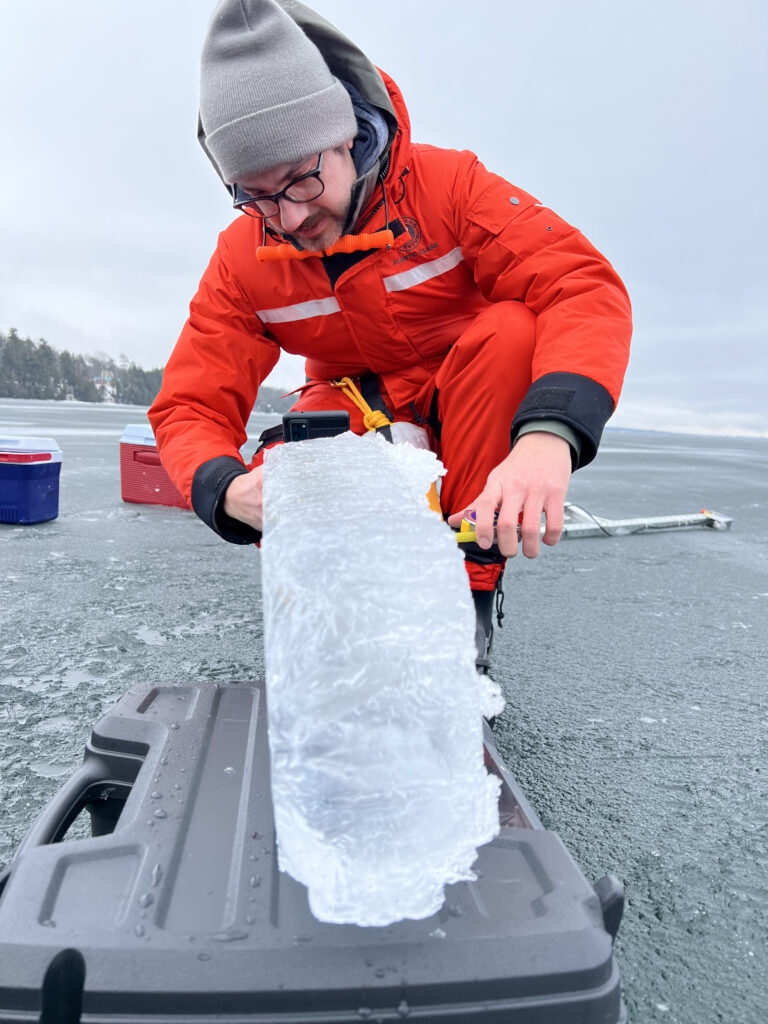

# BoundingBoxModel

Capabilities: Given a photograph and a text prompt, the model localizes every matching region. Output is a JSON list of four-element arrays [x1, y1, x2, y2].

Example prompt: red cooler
[[0, 436, 62, 525], [120, 424, 188, 508]]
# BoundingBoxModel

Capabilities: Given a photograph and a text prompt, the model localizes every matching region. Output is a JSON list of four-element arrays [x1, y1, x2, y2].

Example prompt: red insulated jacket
[[149, 65, 631, 544]]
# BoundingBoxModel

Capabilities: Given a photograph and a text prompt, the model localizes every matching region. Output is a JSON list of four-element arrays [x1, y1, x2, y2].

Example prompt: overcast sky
[[2, 1, 766, 435]]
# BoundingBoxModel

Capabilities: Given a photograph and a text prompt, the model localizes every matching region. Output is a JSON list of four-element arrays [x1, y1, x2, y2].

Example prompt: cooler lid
[[0, 436, 62, 463], [0, 682, 625, 1024], [120, 423, 156, 447]]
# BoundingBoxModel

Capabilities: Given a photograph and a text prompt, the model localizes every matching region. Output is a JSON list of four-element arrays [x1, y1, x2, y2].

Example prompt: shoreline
[[2, 396, 767, 443]]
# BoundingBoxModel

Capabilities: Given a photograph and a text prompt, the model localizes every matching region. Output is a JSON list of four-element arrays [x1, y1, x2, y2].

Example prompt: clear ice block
[[261, 431, 502, 926]]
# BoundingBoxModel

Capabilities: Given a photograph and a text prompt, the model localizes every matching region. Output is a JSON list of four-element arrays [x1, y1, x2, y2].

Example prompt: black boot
[[472, 588, 495, 675], [472, 578, 505, 727]]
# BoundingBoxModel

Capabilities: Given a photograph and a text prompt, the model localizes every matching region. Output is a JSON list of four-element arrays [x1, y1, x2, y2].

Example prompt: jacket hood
[[198, 0, 401, 211]]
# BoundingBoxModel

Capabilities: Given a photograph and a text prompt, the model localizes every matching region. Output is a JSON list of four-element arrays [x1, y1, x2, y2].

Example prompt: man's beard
[[288, 215, 345, 251], [284, 189, 354, 252]]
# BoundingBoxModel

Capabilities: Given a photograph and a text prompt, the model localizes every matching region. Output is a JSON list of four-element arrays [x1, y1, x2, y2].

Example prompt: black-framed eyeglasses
[[232, 153, 325, 219]]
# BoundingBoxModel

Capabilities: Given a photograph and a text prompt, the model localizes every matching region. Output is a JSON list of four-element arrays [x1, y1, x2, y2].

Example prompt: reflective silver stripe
[[383, 247, 464, 293], [256, 296, 341, 324]]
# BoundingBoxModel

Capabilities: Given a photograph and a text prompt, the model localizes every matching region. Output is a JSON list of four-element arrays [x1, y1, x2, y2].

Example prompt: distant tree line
[[0, 329, 294, 412], [0, 328, 163, 404]]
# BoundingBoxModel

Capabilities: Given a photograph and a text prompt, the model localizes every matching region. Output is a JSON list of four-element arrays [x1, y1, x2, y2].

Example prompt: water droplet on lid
[[358, 1009, 372, 1019], [249, 875, 262, 888], [197, 952, 211, 962], [448, 903, 463, 917], [151, 864, 163, 887], [209, 929, 249, 943], [139, 892, 154, 909], [150, 791, 162, 800], [159, 756, 168, 765], [173, 782, 182, 790], [429, 927, 446, 939], [245, 914, 256, 924], [224, 766, 235, 775], [170, 722, 180, 731], [153, 809, 168, 819], [397, 1000, 411, 1018], [134, 924, 146, 937]]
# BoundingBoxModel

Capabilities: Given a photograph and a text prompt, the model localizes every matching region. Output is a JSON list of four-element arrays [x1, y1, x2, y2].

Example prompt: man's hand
[[447, 432, 572, 558], [223, 466, 264, 531]]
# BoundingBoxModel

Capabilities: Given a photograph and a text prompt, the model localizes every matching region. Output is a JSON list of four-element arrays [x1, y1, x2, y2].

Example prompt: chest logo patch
[[399, 217, 422, 253]]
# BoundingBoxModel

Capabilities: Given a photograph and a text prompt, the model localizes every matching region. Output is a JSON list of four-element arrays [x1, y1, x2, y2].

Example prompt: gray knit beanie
[[200, 0, 357, 184]]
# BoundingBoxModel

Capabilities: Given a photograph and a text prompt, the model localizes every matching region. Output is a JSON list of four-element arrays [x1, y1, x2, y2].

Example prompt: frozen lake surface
[[1, 398, 766, 1023]]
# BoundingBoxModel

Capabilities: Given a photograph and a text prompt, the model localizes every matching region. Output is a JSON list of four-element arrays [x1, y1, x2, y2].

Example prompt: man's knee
[[439, 301, 537, 380]]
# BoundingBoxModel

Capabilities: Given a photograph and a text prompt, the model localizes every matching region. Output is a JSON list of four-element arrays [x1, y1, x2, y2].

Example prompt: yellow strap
[[331, 377, 392, 432], [331, 377, 445, 520]]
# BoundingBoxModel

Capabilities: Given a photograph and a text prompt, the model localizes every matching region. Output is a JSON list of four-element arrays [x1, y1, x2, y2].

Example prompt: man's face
[[238, 141, 357, 250]]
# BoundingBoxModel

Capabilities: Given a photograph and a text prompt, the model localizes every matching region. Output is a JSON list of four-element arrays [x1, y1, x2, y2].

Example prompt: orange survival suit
[[149, 23, 632, 593]]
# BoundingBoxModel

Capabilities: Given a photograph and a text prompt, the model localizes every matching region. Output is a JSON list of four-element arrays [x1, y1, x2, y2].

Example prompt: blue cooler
[[0, 436, 62, 525]]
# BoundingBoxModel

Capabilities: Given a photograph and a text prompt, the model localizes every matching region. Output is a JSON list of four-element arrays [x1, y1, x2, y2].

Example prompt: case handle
[[0, 758, 121, 897], [133, 449, 162, 466]]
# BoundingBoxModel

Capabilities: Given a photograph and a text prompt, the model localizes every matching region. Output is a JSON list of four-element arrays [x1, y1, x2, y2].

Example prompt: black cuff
[[456, 540, 505, 567], [511, 372, 615, 469], [191, 456, 262, 545]]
